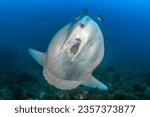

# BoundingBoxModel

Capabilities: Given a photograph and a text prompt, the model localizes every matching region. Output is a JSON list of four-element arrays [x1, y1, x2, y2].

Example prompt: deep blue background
[[0, 0, 150, 69]]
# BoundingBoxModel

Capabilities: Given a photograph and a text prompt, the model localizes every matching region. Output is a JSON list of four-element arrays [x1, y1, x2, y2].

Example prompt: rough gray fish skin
[[28, 16, 108, 91]]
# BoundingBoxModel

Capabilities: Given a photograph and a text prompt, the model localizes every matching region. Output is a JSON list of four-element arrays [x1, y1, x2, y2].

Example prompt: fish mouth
[[66, 38, 81, 60], [70, 38, 81, 55], [70, 42, 80, 55]]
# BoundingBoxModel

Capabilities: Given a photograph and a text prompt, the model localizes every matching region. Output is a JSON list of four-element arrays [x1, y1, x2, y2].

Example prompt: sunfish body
[[28, 16, 108, 90]]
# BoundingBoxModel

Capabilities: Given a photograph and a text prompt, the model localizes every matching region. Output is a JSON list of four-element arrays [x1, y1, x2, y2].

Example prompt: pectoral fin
[[28, 48, 45, 66], [81, 75, 108, 91]]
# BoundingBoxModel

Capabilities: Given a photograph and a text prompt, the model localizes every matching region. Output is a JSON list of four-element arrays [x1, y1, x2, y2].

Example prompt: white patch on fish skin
[[28, 16, 108, 91]]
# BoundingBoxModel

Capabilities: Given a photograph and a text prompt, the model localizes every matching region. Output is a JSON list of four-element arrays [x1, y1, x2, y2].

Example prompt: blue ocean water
[[0, 0, 150, 99]]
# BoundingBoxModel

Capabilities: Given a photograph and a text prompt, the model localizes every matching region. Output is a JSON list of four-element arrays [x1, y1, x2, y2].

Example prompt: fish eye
[[80, 23, 85, 28]]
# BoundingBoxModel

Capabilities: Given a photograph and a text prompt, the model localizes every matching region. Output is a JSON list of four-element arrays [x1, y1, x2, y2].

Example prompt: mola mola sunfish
[[28, 16, 108, 91]]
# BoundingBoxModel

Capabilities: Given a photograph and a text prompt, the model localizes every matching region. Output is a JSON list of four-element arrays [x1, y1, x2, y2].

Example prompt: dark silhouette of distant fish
[[28, 16, 108, 91], [82, 8, 89, 15]]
